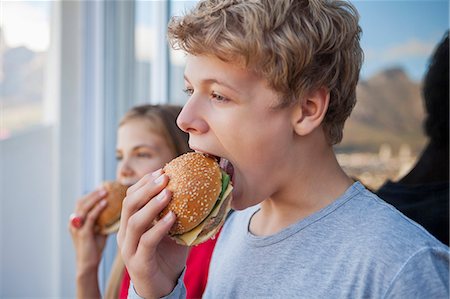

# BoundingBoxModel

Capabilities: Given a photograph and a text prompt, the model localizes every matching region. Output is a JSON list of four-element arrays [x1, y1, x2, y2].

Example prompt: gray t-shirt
[[130, 182, 449, 298]]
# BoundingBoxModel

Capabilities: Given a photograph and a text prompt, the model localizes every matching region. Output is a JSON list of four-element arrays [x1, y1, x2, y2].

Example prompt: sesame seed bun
[[96, 181, 128, 235], [161, 152, 223, 235]]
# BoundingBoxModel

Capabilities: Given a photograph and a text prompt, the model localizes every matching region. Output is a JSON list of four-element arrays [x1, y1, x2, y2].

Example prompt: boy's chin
[[229, 189, 244, 210], [230, 189, 262, 211]]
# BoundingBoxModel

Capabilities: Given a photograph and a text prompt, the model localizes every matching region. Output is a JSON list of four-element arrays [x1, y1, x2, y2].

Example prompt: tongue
[[219, 158, 234, 181]]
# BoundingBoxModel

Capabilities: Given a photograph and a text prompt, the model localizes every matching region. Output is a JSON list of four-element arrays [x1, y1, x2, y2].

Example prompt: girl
[[69, 105, 196, 298]]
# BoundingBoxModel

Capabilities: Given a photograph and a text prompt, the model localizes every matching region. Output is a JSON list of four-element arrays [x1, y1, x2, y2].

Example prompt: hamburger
[[160, 152, 233, 246], [96, 181, 128, 235]]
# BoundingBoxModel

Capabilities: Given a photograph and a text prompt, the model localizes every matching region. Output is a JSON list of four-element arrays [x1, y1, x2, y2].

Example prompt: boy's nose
[[177, 97, 209, 135]]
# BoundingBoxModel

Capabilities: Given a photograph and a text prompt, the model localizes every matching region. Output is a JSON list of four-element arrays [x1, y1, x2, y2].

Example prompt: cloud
[[382, 39, 435, 61], [364, 39, 436, 64]]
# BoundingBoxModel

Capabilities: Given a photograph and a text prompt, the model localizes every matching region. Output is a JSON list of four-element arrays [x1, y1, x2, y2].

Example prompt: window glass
[[336, 1, 448, 189], [1, 1, 52, 139], [144, 0, 447, 190], [134, 0, 154, 104], [168, 1, 198, 105]]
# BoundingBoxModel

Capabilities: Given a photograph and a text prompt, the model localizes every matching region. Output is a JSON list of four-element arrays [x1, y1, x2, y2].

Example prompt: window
[[134, 1, 155, 104], [1, 1, 52, 139], [134, 0, 197, 105], [168, 1, 198, 105], [132, 0, 448, 192], [336, 1, 448, 189]]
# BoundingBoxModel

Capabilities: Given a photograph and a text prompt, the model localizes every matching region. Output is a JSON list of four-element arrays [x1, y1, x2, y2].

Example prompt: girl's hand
[[69, 187, 108, 274], [117, 169, 188, 298]]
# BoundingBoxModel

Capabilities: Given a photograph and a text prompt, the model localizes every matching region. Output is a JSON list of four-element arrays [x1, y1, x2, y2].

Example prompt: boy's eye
[[183, 88, 194, 96], [211, 92, 229, 103], [115, 155, 123, 161]]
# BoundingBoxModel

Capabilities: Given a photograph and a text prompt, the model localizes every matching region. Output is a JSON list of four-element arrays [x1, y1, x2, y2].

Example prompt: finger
[[118, 173, 168, 245], [68, 214, 85, 235], [120, 188, 172, 259], [75, 188, 107, 216], [83, 199, 108, 230], [68, 220, 77, 235], [126, 169, 163, 196], [138, 211, 176, 254]]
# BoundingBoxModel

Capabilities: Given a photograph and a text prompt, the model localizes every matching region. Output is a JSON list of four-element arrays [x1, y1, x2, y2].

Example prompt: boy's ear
[[291, 87, 330, 136]]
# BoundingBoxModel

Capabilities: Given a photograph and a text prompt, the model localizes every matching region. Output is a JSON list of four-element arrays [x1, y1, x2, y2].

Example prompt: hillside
[[337, 67, 427, 153]]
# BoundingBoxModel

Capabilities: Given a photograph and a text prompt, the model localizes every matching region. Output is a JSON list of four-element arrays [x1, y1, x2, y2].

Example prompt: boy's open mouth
[[200, 153, 235, 184], [219, 157, 234, 184]]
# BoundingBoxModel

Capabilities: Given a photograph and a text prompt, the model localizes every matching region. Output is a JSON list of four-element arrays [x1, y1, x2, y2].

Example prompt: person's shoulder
[[383, 245, 449, 298], [343, 182, 446, 251], [337, 183, 449, 284]]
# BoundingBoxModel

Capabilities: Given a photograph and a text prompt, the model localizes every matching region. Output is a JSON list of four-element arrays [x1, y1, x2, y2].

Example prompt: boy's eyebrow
[[184, 74, 241, 94]]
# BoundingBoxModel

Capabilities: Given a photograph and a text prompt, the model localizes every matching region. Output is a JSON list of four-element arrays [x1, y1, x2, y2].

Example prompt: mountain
[[337, 67, 426, 153]]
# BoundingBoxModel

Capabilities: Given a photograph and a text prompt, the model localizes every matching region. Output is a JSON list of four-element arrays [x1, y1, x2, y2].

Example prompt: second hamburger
[[96, 181, 128, 235]]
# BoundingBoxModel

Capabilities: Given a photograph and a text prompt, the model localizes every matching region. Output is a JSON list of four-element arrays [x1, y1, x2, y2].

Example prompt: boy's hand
[[117, 169, 188, 298]]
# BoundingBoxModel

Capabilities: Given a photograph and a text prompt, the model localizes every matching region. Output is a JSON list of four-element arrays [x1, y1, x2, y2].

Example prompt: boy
[[118, 0, 449, 298]]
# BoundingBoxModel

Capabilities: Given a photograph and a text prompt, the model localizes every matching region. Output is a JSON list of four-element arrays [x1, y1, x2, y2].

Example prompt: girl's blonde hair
[[168, 0, 363, 144], [119, 104, 191, 156]]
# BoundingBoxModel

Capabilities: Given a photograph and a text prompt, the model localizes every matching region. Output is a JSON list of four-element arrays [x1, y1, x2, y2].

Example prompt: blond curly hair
[[168, 0, 363, 144]]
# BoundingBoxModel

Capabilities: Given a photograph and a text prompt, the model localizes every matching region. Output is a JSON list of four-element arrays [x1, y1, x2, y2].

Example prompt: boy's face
[[178, 55, 296, 210]]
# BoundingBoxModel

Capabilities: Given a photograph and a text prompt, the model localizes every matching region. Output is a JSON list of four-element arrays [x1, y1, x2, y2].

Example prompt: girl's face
[[116, 119, 176, 186]]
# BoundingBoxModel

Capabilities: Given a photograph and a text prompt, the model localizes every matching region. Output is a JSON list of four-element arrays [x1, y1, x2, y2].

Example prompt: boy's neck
[[250, 145, 353, 237]]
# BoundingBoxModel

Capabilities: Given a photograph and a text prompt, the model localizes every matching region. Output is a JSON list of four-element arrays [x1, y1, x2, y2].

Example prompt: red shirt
[[119, 231, 220, 299], [119, 268, 130, 299], [184, 234, 219, 299]]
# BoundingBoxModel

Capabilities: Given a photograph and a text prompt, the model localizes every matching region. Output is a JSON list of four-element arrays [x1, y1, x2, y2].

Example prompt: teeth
[[219, 158, 229, 169], [219, 158, 234, 181], [201, 153, 219, 162]]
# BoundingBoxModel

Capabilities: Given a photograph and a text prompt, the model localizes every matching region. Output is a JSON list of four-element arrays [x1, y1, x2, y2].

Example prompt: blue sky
[[156, 0, 449, 82], [353, 0, 448, 81]]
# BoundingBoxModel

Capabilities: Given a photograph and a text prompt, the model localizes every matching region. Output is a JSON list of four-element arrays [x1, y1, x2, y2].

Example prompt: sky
[[1, 0, 449, 82], [353, 0, 449, 81], [139, 0, 449, 81]]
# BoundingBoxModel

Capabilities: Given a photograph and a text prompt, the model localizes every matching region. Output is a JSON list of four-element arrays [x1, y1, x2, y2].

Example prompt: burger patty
[[197, 191, 233, 238]]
